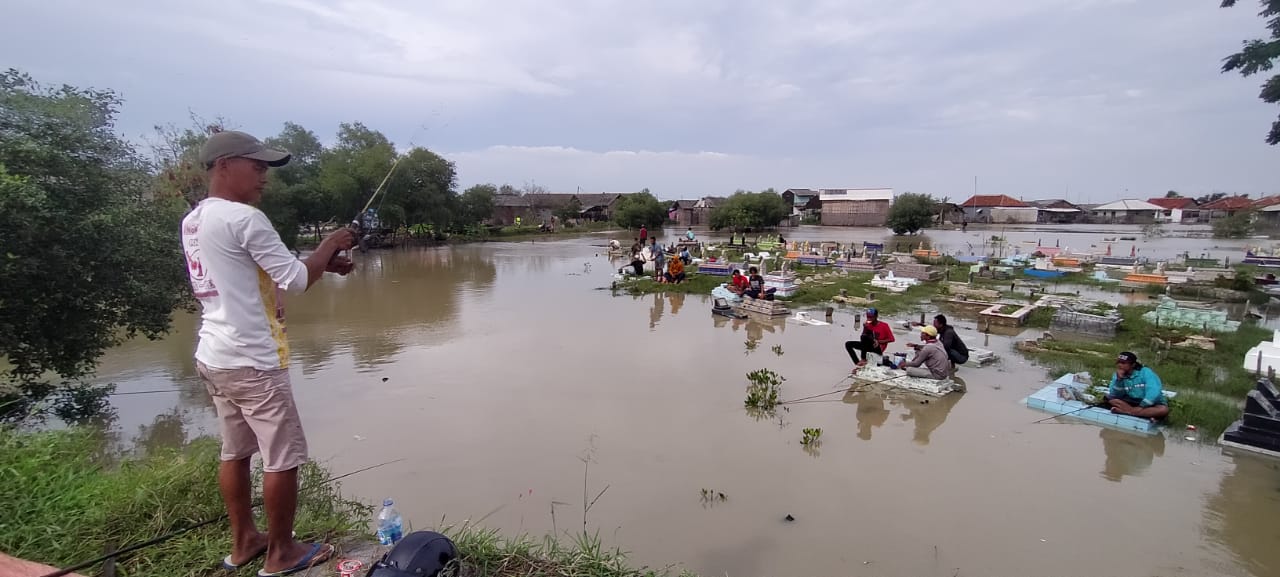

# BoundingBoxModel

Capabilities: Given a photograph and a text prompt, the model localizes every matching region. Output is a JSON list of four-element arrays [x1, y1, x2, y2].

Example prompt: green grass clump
[[1019, 306, 1270, 438], [616, 271, 724, 295], [0, 428, 368, 577], [1025, 306, 1056, 328], [782, 272, 943, 314], [443, 526, 699, 577]]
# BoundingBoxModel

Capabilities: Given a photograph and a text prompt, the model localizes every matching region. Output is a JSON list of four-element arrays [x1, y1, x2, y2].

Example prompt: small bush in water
[[801, 427, 823, 446], [744, 369, 785, 410]]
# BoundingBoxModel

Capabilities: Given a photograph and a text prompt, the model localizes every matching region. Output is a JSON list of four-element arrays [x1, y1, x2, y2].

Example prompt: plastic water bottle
[[376, 498, 403, 545]]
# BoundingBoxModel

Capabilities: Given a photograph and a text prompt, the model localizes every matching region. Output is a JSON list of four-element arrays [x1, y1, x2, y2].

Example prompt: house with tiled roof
[[1200, 195, 1254, 220], [1147, 197, 1199, 223], [958, 194, 1035, 224], [1252, 196, 1280, 229]]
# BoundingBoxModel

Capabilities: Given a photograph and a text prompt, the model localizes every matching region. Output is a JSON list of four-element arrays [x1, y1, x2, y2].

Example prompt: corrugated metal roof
[[1091, 199, 1164, 211], [818, 188, 893, 202]]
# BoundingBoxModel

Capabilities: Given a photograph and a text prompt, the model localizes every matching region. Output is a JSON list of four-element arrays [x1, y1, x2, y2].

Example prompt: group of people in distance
[[843, 310, 1169, 421], [619, 232, 692, 284]]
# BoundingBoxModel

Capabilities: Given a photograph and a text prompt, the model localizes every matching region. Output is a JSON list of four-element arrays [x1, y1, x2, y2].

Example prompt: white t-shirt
[[181, 197, 309, 370]]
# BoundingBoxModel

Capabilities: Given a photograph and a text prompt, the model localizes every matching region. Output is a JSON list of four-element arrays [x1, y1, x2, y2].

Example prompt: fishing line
[[1029, 402, 1105, 424], [38, 458, 405, 577], [778, 372, 906, 406]]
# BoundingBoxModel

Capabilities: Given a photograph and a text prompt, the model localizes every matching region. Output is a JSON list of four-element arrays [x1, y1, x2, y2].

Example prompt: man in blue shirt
[[1106, 351, 1169, 420]]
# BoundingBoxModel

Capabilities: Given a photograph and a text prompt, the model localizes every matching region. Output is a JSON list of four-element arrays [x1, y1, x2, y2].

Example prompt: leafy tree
[[1213, 209, 1256, 238], [709, 190, 791, 231], [886, 192, 938, 235], [556, 195, 583, 223], [1220, 1, 1280, 144], [1197, 192, 1228, 205], [319, 122, 396, 222], [391, 146, 458, 230], [612, 191, 667, 229], [459, 184, 497, 225], [1165, 190, 1182, 198], [0, 70, 190, 418]]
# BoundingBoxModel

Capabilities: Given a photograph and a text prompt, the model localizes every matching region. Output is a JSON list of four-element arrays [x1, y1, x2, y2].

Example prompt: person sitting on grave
[[1105, 352, 1170, 420], [845, 308, 895, 368], [929, 314, 969, 368], [899, 326, 952, 380], [664, 254, 687, 284], [728, 269, 750, 294], [685, 227, 696, 241], [743, 266, 776, 300], [679, 246, 693, 265]]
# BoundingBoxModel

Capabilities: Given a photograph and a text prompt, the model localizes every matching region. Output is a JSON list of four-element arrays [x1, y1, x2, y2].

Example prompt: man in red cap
[[845, 308, 895, 368], [182, 130, 354, 575]]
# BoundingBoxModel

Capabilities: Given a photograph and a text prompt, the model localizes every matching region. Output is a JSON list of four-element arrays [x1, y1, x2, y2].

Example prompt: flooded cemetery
[[91, 224, 1279, 577]]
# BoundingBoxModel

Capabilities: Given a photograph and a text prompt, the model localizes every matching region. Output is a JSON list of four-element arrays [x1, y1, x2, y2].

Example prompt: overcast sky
[[5, 0, 1277, 201]]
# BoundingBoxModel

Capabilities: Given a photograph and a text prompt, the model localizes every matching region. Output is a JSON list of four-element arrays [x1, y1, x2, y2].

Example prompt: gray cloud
[[4, 0, 1275, 201]]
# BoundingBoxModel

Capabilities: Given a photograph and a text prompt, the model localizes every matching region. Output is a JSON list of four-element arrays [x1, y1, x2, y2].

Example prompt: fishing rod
[[39, 458, 405, 577], [778, 372, 907, 405], [1030, 403, 1104, 424], [344, 122, 435, 253]]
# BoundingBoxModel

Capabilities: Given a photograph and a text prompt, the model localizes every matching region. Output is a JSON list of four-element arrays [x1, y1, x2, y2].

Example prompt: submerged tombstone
[[1221, 379, 1280, 457]]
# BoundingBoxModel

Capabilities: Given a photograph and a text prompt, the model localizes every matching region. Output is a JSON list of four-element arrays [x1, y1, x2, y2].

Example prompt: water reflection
[[288, 247, 496, 370], [844, 389, 889, 441], [900, 390, 962, 446], [1203, 456, 1280, 577], [1098, 428, 1166, 482]]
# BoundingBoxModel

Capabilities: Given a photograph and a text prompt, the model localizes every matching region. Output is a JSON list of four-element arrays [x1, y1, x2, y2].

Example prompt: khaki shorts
[[197, 361, 308, 472]]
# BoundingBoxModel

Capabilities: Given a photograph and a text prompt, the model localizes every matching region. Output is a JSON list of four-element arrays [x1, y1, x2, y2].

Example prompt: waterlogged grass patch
[[1018, 305, 1269, 438]]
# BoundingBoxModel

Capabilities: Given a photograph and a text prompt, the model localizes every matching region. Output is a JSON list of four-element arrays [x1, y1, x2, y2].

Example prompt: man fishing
[[182, 131, 353, 576], [845, 308, 895, 368], [900, 326, 951, 380], [1105, 352, 1170, 420]]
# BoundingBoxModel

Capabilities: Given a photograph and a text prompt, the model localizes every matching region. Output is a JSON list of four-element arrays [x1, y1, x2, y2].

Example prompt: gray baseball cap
[[199, 130, 291, 168]]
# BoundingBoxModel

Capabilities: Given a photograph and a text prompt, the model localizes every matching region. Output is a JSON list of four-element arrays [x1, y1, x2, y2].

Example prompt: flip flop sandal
[[257, 543, 334, 577], [222, 531, 295, 571], [222, 545, 267, 571]]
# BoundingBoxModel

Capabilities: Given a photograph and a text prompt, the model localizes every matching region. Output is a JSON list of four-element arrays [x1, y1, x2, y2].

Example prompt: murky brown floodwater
[[93, 226, 1280, 577]]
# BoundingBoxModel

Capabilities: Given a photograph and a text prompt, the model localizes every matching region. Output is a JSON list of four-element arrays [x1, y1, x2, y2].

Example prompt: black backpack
[[367, 531, 457, 577]]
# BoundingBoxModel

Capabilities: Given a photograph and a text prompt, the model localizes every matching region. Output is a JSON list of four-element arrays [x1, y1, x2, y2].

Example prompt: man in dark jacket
[[933, 315, 969, 367]]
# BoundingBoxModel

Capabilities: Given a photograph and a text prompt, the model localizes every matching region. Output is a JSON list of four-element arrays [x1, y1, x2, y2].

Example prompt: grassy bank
[[0, 428, 697, 577], [0, 428, 367, 577], [615, 267, 945, 316], [1015, 306, 1268, 437], [444, 527, 696, 577]]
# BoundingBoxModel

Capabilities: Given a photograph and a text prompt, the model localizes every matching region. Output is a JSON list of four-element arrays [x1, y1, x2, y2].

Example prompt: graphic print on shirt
[[257, 268, 290, 367], [182, 218, 218, 298]]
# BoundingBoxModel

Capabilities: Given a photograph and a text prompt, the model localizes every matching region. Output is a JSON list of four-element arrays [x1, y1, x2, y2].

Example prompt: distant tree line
[[152, 119, 497, 247], [709, 188, 790, 231]]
